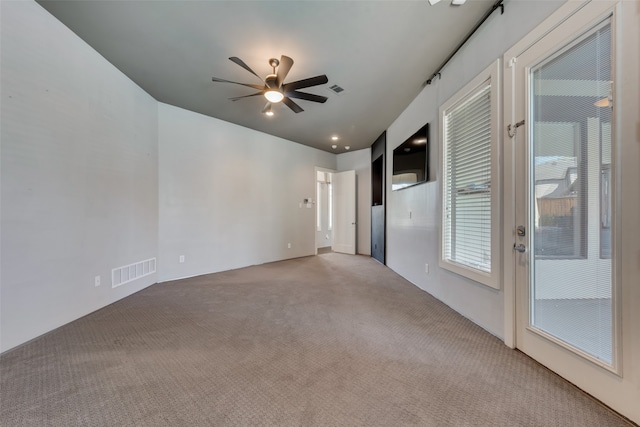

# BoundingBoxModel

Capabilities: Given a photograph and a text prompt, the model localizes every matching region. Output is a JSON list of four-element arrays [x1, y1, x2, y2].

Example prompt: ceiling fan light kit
[[212, 55, 329, 114], [264, 90, 284, 103], [427, 0, 466, 5]]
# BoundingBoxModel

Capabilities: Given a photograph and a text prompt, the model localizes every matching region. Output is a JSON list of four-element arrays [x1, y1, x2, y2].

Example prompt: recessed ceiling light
[[345, 146, 350, 150], [451, 0, 466, 5], [331, 136, 339, 141], [331, 144, 338, 149], [265, 110, 274, 116]]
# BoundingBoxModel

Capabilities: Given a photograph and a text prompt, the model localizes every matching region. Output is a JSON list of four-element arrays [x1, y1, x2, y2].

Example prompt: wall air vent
[[327, 84, 345, 95], [112, 258, 156, 288]]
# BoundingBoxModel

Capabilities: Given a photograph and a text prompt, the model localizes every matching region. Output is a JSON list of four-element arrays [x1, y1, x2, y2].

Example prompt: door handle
[[513, 243, 526, 253]]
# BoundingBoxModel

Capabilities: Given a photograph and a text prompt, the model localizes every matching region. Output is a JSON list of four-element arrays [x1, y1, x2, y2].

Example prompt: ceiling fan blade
[[212, 77, 265, 90], [228, 57, 262, 81], [282, 75, 328, 92], [283, 96, 304, 113], [285, 91, 328, 103], [275, 55, 294, 88], [229, 92, 264, 101]]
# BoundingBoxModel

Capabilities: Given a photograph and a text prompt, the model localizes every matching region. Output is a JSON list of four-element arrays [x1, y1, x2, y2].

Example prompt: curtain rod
[[425, 0, 504, 85]]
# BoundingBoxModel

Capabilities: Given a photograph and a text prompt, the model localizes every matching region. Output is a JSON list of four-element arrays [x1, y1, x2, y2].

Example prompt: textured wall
[[1, 1, 159, 352], [385, 0, 565, 338], [157, 104, 336, 282]]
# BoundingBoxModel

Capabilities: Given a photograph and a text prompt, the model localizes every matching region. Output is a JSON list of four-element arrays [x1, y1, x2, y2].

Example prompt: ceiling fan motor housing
[[265, 74, 278, 89]]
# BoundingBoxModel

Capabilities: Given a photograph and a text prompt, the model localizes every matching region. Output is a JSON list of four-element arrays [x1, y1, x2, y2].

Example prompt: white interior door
[[331, 170, 356, 255], [509, 2, 638, 420]]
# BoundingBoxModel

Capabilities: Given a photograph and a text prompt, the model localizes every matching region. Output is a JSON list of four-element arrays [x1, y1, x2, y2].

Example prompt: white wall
[[385, 0, 565, 338], [158, 104, 336, 282], [337, 149, 371, 256], [1, 1, 159, 352], [0, 1, 337, 352]]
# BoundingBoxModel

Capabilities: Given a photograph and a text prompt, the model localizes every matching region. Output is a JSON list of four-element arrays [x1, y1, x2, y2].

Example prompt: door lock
[[513, 243, 527, 253], [516, 225, 526, 237]]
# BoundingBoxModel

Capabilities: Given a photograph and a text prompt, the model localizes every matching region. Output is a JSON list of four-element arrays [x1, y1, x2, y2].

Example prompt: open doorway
[[315, 167, 357, 255], [315, 169, 334, 254]]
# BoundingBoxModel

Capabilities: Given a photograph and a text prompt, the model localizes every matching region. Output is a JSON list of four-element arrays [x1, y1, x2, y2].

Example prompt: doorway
[[316, 169, 333, 253], [504, 2, 639, 420], [315, 167, 357, 255]]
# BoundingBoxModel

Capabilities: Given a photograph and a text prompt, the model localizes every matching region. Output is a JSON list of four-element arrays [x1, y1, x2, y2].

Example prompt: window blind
[[529, 20, 613, 364], [443, 83, 492, 272]]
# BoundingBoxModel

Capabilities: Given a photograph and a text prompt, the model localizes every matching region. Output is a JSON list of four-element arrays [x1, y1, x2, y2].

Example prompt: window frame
[[317, 181, 322, 232], [327, 182, 333, 231], [439, 59, 501, 290]]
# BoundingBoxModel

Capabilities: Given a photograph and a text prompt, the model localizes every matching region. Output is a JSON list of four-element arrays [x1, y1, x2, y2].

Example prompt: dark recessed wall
[[371, 131, 386, 265]]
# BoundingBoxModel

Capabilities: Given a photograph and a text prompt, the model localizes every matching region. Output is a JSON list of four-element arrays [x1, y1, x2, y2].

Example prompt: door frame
[[314, 167, 336, 255], [502, 1, 640, 421]]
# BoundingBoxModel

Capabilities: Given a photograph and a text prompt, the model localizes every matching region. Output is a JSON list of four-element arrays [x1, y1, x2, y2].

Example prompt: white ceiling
[[37, 0, 497, 152]]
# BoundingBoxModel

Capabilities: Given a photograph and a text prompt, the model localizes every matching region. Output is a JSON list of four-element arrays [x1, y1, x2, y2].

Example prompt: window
[[532, 125, 584, 259], [317, 181, 322, 232], [601, 122, 612, 259], [327, 182, 333, 231], [439, 60, 500, 289]]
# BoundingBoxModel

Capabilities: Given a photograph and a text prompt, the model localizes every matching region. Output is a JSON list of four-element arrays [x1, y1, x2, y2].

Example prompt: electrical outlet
[[287, 243, 291, 249], [179, 255, 185, 263], [425, 263, 429, 274], [94, 276, 101, 287]]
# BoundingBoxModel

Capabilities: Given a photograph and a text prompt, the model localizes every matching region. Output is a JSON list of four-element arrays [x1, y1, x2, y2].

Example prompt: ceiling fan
[[212, 55, 328, 115]]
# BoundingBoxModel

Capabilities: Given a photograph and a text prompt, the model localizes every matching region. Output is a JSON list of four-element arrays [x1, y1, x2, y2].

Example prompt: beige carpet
[[0, 253, 633, 426]]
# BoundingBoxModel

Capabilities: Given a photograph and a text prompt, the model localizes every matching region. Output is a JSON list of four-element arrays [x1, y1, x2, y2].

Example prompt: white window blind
[[443, 83, 492, 273], [439, 60, 499, 288]]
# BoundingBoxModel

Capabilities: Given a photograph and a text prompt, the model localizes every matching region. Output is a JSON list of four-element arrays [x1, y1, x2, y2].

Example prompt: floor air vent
[[112, 258, 156, 288]]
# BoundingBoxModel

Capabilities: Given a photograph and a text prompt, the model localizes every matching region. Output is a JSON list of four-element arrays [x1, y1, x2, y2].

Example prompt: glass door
[[511, 4, 628, 416], [526, 19, 614, 365]]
